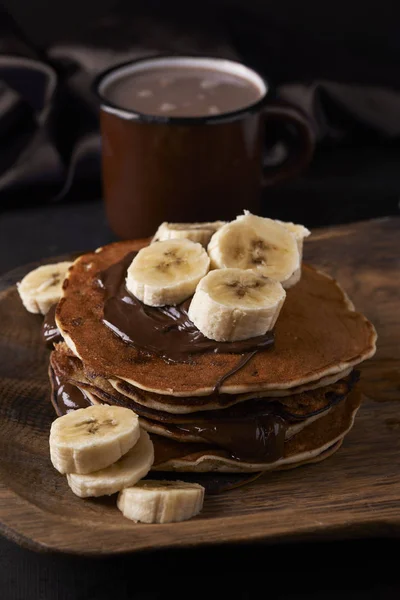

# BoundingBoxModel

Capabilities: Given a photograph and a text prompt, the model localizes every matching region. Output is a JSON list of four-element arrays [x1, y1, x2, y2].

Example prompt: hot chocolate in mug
[[95, 56, 315, 239]]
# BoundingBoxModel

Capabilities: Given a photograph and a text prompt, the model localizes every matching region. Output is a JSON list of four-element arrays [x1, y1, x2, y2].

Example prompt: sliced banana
[[126, 239, 210, 307], [117, 480, 204, 524], [207, 213, 300, 287], [67, 429, 154, 498], [188, 268, 285, 342], [277, 221, 311, 287], [152, 220, 226, 247], [18, 262, 72, 315], [49, 404, 140, 475], [277, 220, 311, 243]]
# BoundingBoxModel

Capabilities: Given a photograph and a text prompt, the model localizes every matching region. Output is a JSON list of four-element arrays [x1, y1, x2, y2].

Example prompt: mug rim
[[93, 54, 270, 125]]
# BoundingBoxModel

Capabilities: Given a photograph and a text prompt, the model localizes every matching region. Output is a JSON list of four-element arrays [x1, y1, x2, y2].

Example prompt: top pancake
[[56, 239, 376, 396]]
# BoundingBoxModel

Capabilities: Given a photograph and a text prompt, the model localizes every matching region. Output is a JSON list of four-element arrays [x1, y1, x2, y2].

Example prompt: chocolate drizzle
[[166, 415, 287, 462], [50, 371, 92, 415], [212, 352, 257, 393], [98, 251, 274, 364], [42, 304, 62, 347]]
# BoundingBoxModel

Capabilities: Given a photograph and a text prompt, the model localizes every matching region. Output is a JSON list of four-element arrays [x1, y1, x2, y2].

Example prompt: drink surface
[[105, 65, 263, 117]]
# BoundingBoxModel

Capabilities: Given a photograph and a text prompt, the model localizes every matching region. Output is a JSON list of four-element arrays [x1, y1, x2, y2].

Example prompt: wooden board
[[0, 218, 399, 556]]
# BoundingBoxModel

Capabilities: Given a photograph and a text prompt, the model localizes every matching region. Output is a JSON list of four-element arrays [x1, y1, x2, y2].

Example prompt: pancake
[[50, 343, 357, 425], [50, 339, 354, 414], [154, 438, 344, 474], [109, 371, 358, 425], [110, 367, 353, 413], [50, 342, 123, 401], [56, 240, 376, 396]]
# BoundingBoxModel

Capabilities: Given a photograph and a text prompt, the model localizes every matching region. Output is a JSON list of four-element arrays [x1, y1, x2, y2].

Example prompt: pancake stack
[[44, 215, 376, 474]]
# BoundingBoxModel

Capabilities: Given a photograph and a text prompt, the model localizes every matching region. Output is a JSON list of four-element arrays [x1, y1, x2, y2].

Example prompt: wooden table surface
[[305, 217, 399, 403]]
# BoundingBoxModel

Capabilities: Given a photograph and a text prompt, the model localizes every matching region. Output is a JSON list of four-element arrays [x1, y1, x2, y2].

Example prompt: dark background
[[1, 0, 400, 228], [0, 1, 400, 597], [1, 536, 400, 599]]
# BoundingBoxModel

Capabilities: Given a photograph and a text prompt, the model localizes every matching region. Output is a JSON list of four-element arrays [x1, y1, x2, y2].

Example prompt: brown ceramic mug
[[95, 56, 315, 239]]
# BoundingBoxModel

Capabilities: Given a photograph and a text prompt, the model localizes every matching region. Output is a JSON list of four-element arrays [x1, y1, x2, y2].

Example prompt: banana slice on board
[[18, 262, 72, 315], [152, 221, 226, 247], [117, 480, 204, 524], [67, 429, 154, 498], [188, 268, 285, 342], [207, 213, 300, 287], [126, 239, 210, 307], [277, 221, 311, 287], [50, 405, 140, 475]]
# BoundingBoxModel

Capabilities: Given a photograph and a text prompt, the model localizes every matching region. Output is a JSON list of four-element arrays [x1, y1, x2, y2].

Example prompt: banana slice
[[117, 480, 204, 523], [67, 429, 154, 498], [207, 213, 300, 287], [50, 404, 140, 475], [277, 221, 311, 287], [277, 220, 311, 242], [188, 268, 285, 342], [152, 221, 226, 247], [18, 262, 72, 314], [126, 239, 210, 307]]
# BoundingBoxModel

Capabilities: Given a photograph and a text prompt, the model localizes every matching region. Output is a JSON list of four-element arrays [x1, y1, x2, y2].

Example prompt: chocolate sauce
[[42, 304, 62, 347], [212, 352, 257, 392], [172, 414, 286, 462], [51, 372, 92, 415], [99, 251, 274, 363], [151, 435, 211, 466]]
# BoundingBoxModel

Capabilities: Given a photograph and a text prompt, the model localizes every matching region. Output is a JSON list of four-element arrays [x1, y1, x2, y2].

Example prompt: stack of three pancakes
[[48, 239, 376, 474]]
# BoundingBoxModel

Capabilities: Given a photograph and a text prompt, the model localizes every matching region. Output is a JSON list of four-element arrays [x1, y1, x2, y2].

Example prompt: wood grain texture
[[0, 218, 398, 556]]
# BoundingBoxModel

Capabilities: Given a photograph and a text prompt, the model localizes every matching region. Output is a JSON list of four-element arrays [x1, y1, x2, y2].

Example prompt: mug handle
[[262, 101, 315, 186]]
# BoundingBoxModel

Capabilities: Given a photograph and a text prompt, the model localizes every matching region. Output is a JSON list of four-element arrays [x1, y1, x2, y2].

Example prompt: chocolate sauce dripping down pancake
[[150, 389, 362, 473], [42, 304, 63, 347], [49, 367, 92, 415]]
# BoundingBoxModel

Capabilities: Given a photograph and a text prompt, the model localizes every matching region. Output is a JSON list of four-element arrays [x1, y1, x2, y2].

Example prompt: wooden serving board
[[0, 218, 399, 556]]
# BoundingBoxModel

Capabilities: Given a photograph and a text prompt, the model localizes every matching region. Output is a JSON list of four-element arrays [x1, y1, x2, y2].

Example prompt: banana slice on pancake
[[49, 404, 140, 474], [278, 220, 311, 243], [67, 429, 154, 498], [126, 239, 210, 306], [152, 220, 226, 246], [207, 213, 300, 288], [18, 261, 72, 314], [188, 268, 285, 341], [277, 221, 311, 287], [117, 480, 204, 523]]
